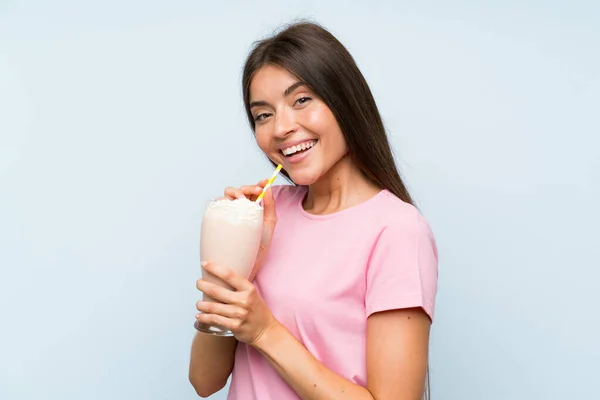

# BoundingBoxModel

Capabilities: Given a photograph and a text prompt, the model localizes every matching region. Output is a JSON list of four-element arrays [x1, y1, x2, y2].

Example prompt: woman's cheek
[[254, 130, 269, 153]]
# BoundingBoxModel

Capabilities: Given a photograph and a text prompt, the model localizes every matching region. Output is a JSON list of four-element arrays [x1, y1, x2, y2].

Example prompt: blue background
[[1, 1, 598, 399]]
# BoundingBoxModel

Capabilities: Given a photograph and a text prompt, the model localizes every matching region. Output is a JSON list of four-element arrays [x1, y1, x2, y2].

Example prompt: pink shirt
[[227, 185, 438, 399]]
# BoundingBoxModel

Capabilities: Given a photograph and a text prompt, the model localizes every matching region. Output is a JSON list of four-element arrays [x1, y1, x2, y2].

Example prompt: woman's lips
[[281, 140, 317, 165]]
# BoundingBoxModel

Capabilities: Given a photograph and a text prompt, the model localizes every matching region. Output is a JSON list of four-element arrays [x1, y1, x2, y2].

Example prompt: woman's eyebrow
[[283, 81, 307, 97], [249, 81, 308, 109], [249, 100, 269, 109]]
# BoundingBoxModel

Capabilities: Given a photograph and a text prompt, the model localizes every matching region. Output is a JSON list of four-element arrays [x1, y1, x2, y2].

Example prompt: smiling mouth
[[280, 140, 318, 157]]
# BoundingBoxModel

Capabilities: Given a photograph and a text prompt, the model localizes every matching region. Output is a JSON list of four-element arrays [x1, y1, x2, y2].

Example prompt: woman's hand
[[195, 261, 278, 346], [222, 180, 277, 280]]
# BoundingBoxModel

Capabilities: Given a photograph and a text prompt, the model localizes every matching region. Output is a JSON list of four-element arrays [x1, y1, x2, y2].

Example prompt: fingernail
[[201, 261, 207, 267]]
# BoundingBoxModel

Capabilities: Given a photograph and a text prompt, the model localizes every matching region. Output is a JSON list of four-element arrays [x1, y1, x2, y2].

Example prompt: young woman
[[189, 22, 438, 400]]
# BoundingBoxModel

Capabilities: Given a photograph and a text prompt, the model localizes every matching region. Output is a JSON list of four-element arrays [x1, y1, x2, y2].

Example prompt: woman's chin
[[288, 172, 319, 186]]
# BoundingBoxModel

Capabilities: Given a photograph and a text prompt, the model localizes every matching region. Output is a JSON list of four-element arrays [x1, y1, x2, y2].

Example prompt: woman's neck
[[303, 154, 381, 215]]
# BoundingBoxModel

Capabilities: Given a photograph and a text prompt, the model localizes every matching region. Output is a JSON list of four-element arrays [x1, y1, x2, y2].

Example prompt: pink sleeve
[[365, 215, 439, 321]]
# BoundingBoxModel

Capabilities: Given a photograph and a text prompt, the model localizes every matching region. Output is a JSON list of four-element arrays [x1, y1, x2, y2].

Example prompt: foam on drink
[[203, 197, 264, 223]]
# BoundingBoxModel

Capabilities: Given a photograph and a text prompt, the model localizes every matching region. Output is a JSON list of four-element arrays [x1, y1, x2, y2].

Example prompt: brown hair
[[241, 21, 415, 206]]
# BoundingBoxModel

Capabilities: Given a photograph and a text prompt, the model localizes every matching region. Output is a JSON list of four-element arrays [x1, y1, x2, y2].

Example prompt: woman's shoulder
[[371, 190, 435, 238]]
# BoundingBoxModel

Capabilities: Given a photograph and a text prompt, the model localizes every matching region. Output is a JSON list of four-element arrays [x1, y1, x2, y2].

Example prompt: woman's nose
[[273, 108, 297, 138]]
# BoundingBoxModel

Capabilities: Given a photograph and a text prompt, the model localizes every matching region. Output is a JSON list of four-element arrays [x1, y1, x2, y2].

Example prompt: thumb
[[262, 187, 277, 226]]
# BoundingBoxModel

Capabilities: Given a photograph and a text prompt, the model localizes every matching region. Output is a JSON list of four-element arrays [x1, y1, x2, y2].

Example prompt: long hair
[[241, 21, 414, 206]]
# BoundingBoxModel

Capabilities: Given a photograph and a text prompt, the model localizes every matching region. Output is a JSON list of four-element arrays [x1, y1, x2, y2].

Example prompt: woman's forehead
[[249, 65, 300, 100]]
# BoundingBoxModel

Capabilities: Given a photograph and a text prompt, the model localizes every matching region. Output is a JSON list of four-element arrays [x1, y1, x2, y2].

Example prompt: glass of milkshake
[[195, 197, 263, 336]]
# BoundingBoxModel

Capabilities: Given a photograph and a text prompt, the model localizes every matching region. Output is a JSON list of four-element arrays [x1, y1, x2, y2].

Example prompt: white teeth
[[282, 140, 316, 156]]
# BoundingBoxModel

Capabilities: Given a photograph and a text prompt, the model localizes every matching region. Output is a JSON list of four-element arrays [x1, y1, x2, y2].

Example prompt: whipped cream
[[204, 197, 263, 223]]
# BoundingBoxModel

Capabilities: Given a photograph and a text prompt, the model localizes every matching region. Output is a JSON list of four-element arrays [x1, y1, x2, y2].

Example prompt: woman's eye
[[294, 97, 312, 106], [254, 113, 271, 122]]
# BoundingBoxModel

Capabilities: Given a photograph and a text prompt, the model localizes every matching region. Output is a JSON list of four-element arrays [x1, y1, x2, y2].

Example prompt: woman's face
[[249, 65, 348, 185]]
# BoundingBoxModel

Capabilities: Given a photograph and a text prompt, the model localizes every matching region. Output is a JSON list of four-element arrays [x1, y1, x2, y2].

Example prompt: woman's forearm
[[189, 331, 238, 397], [253, 321, 374, 400]]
